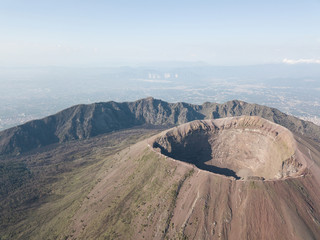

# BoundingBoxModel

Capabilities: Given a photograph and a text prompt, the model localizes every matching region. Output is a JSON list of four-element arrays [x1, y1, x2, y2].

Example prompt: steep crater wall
[[153, 116, 305, 180]]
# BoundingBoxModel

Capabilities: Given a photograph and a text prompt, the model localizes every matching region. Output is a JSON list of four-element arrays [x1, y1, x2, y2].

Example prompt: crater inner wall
[[153, 116, 304, 180]]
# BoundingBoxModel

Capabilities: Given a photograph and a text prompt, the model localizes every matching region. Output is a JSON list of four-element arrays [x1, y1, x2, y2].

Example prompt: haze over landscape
[[1, 1, 320, 240], [1, 0, 320, 130], [1, 63, 320, 131]]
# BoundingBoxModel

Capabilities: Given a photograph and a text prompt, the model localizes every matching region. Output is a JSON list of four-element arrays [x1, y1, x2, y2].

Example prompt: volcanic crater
[[153, 116, 305, 180]]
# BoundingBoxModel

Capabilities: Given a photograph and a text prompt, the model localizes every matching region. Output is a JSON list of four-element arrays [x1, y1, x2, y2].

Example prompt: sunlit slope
[[54, 121, 320, 239], [1, 120, 320, 239]]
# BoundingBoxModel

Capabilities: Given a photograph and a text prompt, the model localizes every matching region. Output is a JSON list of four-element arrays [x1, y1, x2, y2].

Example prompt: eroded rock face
[[153, 116, 305, 180]]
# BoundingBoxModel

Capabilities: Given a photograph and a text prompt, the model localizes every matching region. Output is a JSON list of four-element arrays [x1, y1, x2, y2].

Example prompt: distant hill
[[1, 97, 320, 156]]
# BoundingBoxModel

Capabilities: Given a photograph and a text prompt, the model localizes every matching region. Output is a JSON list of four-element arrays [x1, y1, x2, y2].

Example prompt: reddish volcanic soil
[[150, 116, 320, 239], [66, 116, 320, 240]]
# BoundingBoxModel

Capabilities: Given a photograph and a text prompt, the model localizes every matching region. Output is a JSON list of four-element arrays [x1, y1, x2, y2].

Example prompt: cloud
[[283, 58, 320, 64]]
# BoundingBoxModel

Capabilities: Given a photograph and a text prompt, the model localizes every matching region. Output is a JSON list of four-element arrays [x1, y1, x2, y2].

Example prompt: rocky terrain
[[57, 117, 320, 239], [153, 116, 305, 180], [0, 98, 320, 240]]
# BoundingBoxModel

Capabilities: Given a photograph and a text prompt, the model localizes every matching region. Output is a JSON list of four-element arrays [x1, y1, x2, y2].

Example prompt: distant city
[[1, 63, 320, 130]]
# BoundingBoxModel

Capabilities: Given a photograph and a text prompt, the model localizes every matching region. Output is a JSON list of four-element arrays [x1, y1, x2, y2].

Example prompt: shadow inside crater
[[153, 132, 240, 180], [195, 160, 240, 180]]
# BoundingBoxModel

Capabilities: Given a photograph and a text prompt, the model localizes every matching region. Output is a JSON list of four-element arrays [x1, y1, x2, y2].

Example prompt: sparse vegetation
[[0, 128, 161, 239], [163, 169, 195, 238]]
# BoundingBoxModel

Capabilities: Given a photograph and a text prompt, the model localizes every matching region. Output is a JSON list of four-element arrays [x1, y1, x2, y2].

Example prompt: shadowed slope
[[1, 97, 320, 156]]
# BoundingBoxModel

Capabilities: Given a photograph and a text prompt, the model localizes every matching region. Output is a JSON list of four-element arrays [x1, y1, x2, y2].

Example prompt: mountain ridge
[[1, 97, 319, 156]]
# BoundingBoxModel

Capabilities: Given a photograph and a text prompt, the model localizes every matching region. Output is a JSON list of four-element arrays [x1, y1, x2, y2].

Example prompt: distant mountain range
[[1, 97, 320, 156]]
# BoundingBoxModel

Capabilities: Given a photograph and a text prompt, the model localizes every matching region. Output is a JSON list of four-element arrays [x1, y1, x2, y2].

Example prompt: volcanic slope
[[1, 99, 320, 239], [0, 127, 165, 240], [64, 116, 320, 240]]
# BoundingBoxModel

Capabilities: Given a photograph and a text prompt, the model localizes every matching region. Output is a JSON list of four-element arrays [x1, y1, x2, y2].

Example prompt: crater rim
[[152, 116, 306, 181]]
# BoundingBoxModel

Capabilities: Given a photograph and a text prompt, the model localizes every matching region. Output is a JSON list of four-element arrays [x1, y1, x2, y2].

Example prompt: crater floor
[[153, 116, 305, 180]]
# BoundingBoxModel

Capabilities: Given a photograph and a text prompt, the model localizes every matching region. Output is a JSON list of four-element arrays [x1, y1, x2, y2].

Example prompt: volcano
[[0, 98, 320, 240]]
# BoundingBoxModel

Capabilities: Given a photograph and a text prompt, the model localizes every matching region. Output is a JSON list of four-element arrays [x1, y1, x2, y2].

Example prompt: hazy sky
[[1, 0, 320, 66]]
